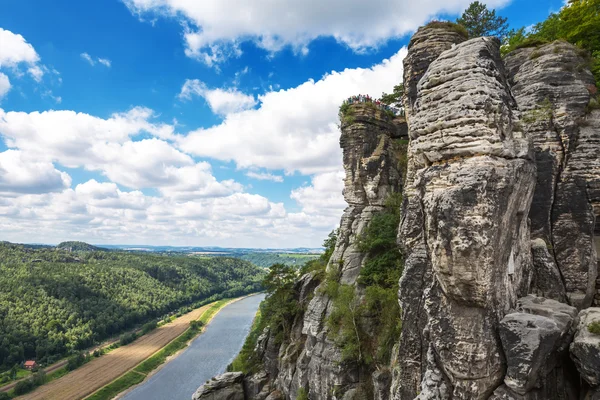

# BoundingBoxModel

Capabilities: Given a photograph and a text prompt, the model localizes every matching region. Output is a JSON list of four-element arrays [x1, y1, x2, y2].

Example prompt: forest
[[237, 253, 320, 268], [0, 242, 264, 372]]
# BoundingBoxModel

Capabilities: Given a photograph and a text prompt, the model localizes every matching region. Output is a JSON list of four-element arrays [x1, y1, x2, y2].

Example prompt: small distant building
[[24, 360, 37, 370]]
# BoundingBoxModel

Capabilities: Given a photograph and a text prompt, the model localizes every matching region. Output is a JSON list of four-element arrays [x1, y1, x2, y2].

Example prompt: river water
[[121, 294, 265, 400]]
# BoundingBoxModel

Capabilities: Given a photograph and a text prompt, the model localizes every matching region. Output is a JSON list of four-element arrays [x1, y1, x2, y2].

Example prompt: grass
[[84, 298, 233, 400]]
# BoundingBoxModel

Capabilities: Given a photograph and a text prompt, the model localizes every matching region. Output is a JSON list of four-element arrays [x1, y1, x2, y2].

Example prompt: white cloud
[[81, 52, 112, 67], [246, 171, 284, 182], [0, 28, 45, 81], [98, 58, 112, 67], [0, 73, 10, 99], [0, 28, 40, 67], [178, 47, 407, 175], [179, 79, 257, 116], [123, 0, 509, 65], [0, 150, 71, 195]]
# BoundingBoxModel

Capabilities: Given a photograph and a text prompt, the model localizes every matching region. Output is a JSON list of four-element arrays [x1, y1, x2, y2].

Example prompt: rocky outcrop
[[570, 308, 600, 387], [193, 373, 246, 400], [505, 41, 599, 309], [393, 35, 535, 400], [497, 296, 577, 398], [194, 25, 600, 400], [238, 104, 405, 400], [391, 24, 466, 399]]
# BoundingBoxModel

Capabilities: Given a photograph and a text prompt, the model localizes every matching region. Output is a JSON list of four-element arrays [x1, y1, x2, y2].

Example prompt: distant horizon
[[7, 240, 324, 251]]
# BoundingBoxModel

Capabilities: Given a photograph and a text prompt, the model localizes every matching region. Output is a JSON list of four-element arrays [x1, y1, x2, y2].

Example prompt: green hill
[[56, 241, 107, 252], [0, 242, 264, 372]]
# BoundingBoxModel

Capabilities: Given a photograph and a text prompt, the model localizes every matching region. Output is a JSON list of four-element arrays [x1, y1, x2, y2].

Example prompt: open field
[[17, 303, 214, 400]]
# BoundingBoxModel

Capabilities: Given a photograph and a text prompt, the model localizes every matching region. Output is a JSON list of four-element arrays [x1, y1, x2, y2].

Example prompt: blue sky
[[0, 0, 563, 247]]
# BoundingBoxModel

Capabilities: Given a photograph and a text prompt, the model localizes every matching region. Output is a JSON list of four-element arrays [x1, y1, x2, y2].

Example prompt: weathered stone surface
[[402, 24, 466, 115], [530, 239, 567, 302], [192, 372, 245, 400], [392, 24, 466, 400], [394, 36, 535, 400], [243, 370, 271, 400], [373, 369, 392, 400], [500, 313, 561, 394], [506, 41, 599, 309], [570, 308, 600, 386]]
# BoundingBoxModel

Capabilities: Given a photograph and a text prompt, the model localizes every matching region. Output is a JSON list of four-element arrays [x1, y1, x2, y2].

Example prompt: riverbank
[[15, 296, 246, 400], [120, 294, 265, 400]]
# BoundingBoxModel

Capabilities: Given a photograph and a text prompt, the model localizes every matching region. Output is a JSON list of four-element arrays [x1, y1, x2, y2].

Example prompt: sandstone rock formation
[[505, 40, 599, 309], [394, 35, 535, 400], [193, 24, 600, 400], [192, 372, 246, 400]]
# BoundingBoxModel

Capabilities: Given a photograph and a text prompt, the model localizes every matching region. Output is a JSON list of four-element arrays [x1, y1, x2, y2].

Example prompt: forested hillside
[[0, 243, 264, 372]]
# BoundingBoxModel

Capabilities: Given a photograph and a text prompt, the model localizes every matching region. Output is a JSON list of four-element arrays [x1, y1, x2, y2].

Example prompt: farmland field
[[18, 303, 214, 400]]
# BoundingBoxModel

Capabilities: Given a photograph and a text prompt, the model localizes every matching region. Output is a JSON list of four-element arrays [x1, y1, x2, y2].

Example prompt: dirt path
[[17, 303, 212, 400]]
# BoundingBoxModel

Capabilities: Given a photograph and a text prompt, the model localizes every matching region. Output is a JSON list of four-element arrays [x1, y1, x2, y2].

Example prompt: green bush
[[141, 321, 158, 335], [426, 21, 469, 39], [66, 352, 86, 371], [0, 391, 11, 400], [13, 379, 34, 395], [588, 321, 600, 335], [297, 388, 309, 400], [119, 332, 137, 346]]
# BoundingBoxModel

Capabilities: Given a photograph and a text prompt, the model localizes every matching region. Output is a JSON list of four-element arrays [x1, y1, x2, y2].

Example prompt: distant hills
[[56, 241, 108, 252]]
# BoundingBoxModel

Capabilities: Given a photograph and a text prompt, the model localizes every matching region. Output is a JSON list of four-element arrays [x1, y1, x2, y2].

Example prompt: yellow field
[[18, 304, 212, 400]]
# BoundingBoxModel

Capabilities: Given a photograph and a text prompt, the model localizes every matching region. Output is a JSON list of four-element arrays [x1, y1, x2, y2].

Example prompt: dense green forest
[[55, 241, 108, 252], [0, 243, 264, 372]]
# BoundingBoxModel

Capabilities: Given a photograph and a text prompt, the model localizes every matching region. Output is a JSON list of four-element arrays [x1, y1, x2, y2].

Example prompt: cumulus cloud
[[81, 52, 112, 67], [179, 79, 257, 116], [0, 73, 10, 99], [246, 171, 284, 182], [178, 47, 407, 175], [0, 27, 45, 81], [0, 150, 71, 195], [123, 0, 509, 65]]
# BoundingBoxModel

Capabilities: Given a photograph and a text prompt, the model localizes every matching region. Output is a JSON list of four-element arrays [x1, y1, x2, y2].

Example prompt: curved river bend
[[121, 294, 265, 400]]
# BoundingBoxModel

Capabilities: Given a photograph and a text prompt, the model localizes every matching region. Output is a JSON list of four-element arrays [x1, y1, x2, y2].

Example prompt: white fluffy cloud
[[178, 47, 407, 175], [81, 52, 112, 67], [0, 150, 71, 195], [0, 73, 9, 99], [0, 27, 44, 81], [179, 79, 257, 116], [123, 0, 508, 65]]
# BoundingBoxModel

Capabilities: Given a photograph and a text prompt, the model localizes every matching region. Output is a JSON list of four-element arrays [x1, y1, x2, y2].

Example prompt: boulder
[[192, 372, 245, 400], [570, 307, 600, 386]]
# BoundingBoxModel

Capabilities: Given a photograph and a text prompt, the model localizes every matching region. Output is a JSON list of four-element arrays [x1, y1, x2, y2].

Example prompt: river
[[121, 293, 265, 400]]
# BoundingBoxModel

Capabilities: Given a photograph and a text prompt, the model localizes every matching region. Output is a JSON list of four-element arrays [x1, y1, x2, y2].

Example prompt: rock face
[[193, 373, 246, 400], [393, 36, 535, 400], [236, 104, 405, 400], [193, 26, 600, 400], [570, 308, 600, 387], [505, 41, 599, 309]]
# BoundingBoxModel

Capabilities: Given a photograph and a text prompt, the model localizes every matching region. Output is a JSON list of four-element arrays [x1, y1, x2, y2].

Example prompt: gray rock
[[192, 372, 245, 400], [372, 369, 392, 400], [394, 36, 536, 400], [505, 41, 599, 309], [392, 23, 466, 400], [499, 313, 561, 394], [570, 307, 600, 386], [530, 239, 567, 302]]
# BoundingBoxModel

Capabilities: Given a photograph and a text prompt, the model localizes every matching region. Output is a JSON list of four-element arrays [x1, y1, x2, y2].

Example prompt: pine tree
[[457, 1, 509, 39]]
